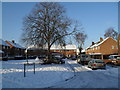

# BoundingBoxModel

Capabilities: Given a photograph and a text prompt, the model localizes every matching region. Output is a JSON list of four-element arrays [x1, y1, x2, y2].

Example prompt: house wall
[[86, 37, 118, 55], [50, 49, 77, 57], [86, 47, 101, 54], [5, 41, 25, 57], [100, 38, 118, 55], [0, 45, 10, 56], [27, 49, 47, 56]]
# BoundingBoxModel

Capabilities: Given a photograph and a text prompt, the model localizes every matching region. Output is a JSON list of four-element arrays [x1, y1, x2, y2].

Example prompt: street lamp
[[25, 49, 28, 64]]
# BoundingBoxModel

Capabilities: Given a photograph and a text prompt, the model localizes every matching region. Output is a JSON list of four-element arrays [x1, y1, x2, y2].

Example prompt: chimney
[[12, 40, 15, 43], [92, 42, 94, 45], [100, 37, 103, 42]]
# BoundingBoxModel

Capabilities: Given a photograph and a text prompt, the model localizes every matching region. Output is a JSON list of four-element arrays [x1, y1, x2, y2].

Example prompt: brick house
[[26, 45, 47, 57], [86, 37, 118, 59], [27, 44, 78, 58], [5, 40, 25, 57], [0, 39, 10, 57], [50, 45, 78, 57]]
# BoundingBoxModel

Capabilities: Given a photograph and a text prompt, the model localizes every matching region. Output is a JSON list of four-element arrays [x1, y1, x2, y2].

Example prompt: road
[[1, 59, 119, 88], [49, 59, 118, 88]]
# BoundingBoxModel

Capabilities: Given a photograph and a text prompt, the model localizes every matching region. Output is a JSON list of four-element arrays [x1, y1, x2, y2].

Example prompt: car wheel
[[103, 68, 106, 70], [92, 68, 96, 70]]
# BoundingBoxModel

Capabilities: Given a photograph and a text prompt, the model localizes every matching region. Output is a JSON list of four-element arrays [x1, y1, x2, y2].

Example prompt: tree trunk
[[47, 44, 51, 61]]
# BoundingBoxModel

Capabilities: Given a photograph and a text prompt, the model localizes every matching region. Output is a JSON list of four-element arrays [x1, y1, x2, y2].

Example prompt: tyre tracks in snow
[[47, 60, 91, 88]]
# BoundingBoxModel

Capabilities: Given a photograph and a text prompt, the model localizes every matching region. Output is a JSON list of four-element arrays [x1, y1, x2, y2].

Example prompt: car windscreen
[[95, 60, 104, 63]]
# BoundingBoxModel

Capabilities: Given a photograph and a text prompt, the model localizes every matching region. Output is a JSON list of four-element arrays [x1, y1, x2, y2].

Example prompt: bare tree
[[74, 32, 87, 55], [104, 27, 118, 40], [21, 2, 77, 58]]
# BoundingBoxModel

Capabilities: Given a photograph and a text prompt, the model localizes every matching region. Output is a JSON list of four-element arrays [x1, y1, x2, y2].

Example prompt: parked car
[[71, 56, 77, 60], [105, 55, 120, 66], [77, 54, 92, 65], [111, 57, 120, 66], [88, 59, 106, 70], [108, 55, 120, 60], [43, 55, 65, 64]]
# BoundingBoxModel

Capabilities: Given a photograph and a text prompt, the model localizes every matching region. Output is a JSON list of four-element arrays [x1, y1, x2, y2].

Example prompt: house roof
[[86, 37, 116, 49], [27, 44, 77, 50], [50, 45, 77, 50], [89, 53, 102, 55], [6, 41, 25, 49], [0, 39, 10, 46], [27, 45, 47, 50], [81, 49, 86, 52]]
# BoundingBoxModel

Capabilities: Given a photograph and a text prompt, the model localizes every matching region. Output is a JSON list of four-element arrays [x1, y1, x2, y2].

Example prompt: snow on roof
[[27, 45, 77, 50], [7, 41, 25, 49], [89, 53, 102, 55], [81, 49, 86, 52], [27, 44, 77, 50], [0, 50, 4, 53], [0, 39, 10, 46], [27, 45, 47, 50], [50, 45, 77, 50], [86, 37, 115, 49]]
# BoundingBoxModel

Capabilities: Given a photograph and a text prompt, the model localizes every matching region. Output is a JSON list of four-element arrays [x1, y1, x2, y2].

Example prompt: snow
[[50, 44, 77, 50], [2, 59, 74, 88], [1, 59, 119, 88], [6, 41, 25, 49], [0, 50, 4, 54], [86, 37, 116, 49], [0, 39, 10, 46], [89, 53, 102, 55]]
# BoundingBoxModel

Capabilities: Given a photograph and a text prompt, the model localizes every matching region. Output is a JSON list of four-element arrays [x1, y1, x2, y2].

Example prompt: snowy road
[[49, 59, 119, 88], [1, 59, 119, 88]]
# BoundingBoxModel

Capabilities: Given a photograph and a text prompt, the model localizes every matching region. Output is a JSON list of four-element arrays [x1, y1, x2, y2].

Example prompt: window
[[112, 46, 114, 49], [98, 46, 100, 49], [116, 46, 118, 49], [96, 47, 97, 50], [3, 46, 5, 49]]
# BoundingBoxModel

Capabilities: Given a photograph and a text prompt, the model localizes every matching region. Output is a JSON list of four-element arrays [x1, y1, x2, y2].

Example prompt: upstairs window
[[112, 46, 114, 49]]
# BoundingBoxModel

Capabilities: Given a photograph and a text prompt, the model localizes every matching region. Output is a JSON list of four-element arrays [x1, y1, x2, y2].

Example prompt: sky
[[2, 2, 118, 48]]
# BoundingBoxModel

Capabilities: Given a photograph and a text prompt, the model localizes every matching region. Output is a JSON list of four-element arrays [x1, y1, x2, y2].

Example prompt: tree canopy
[[21, 2, 77, 52], [104, 27, 118, 40]]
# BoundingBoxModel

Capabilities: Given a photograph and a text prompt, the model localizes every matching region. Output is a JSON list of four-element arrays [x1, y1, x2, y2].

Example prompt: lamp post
[[25, 49, 28, 64]]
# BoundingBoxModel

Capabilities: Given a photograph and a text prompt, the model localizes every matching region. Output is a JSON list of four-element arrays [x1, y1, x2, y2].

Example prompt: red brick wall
[[50, 49, 77, 57], [86, 37, 118, 55]]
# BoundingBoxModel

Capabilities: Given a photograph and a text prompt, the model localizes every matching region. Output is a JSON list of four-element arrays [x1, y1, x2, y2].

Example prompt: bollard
[[24, 64, 26, 77], [34, 63, 35, 74]]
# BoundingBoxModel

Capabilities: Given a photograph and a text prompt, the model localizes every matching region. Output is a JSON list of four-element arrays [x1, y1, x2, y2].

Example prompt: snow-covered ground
[[1, 59, 119, 88]]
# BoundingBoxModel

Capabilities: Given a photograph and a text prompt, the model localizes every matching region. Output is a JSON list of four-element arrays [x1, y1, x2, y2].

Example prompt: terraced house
[[5, 40, 25, 58], [86, 37, 118, 59], [0, 39, 10, 57], [50, 45, 78, 57]]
